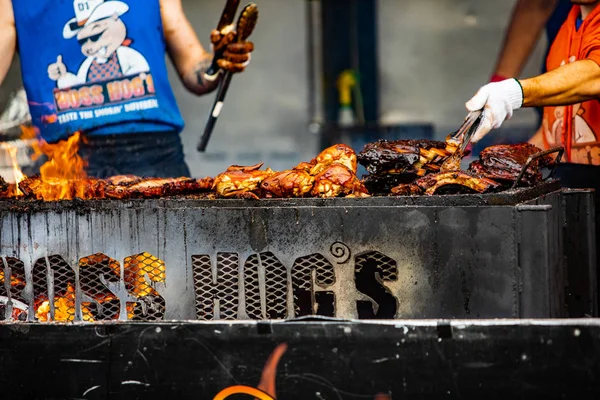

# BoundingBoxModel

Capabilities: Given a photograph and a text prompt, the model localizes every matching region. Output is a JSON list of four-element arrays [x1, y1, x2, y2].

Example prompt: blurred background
[[0, 0, 548, 178]]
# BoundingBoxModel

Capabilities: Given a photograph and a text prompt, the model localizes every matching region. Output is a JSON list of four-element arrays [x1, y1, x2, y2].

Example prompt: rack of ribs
[[468, 143, 555, 187], [410, 171, 501, 196]]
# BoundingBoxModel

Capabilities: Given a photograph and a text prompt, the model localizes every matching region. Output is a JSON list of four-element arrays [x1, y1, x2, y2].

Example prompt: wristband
[[490, 74, 508, 83]]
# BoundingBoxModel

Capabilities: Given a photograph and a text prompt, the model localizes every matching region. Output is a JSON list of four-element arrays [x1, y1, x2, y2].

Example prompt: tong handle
[[511, 146, 564, 189]]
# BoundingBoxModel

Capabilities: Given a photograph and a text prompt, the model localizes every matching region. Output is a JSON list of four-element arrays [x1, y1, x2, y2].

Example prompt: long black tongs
[[198, 3, 259, 152], [441, 109, 484, 171]]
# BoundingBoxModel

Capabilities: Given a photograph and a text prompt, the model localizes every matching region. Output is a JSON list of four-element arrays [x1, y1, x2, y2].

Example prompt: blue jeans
[[78, 132, 191, 179]]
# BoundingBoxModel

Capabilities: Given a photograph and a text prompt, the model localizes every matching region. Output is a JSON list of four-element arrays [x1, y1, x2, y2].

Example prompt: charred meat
[[357, 139, 464, 195], [213, 163, 275, 198], [390, 183, 423, 196], [310, 144, 358, 175], [17, 175, 212, 200], [105, 175, 143, 187], [261, 169, 315, 198], [412, 171, 501, 196], [357, 139, 457, 176], [468, 143, 552, 186], [0, 175, 8, 194], [106, 177, 212, 199], [311, 164, 369, 198], [362, 172, 419, 196]]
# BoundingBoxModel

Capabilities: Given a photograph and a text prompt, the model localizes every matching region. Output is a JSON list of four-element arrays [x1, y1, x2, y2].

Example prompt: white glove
[[465, 78, 524, 143]]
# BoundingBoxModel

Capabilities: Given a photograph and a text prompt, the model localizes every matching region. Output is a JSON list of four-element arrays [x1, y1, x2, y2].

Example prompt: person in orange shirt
[[467, 0, 600, 160], [467, 0, 600, 315]]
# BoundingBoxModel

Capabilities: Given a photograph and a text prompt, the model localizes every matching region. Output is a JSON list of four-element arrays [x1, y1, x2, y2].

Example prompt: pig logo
[[47, 0, 150, 89]]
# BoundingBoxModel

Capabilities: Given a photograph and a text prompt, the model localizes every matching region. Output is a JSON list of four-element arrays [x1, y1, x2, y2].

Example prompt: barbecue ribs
[[468, 143, 552, 186], [357, 139, 464, 195], [106, 175, 143, 187], [411, 171, 501, 195], [105, 177, 213, 199], [358, 139, 459, 176], [390, 183, 423, 196], [16, 175, 214, 200], [311, 164, 369, 198]]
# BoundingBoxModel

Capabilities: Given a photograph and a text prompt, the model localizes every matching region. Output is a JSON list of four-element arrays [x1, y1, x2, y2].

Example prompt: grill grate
[[0, 257, 27, 321], [193, 253, 239, 320], [79, 254, 121, 321], [33, 255, 77, 322], [124, 252, 167, 321], [260, 252, 288, 320], [292, 254, 336, 317]]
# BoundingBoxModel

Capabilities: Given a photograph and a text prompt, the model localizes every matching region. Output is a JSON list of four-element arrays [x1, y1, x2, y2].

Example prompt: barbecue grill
[[0, 179, 595, 322]]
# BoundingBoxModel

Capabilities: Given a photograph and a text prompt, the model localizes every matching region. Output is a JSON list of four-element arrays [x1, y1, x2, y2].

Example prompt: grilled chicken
[[261, 169, 315, 198], [310, 144, 358, 175], [468, 143, 551, 186], [294, 160, 317, 174], [311, 163, 370, 198], [213, 163, 275, 199], [413, 171, 501, 195]]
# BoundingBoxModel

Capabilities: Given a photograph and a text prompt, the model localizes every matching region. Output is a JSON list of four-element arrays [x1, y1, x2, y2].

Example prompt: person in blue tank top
[[0, 0, 254, 178]]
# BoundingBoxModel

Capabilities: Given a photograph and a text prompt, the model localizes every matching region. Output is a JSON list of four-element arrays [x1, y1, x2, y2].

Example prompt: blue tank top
[[12, 0, 185, 143]]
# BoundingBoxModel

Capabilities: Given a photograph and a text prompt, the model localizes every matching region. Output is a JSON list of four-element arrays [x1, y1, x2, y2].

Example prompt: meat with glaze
[[213, 163, 275, 199], [311, 163, 369, 198], [413, 171, 501, 195], [261, 169, 315, 198], [310, 144, 358, 175], [468, 143, 552, 186]]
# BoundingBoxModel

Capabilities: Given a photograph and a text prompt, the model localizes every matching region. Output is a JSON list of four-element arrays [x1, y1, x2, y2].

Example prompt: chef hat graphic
[[62, 0, 129, 39]]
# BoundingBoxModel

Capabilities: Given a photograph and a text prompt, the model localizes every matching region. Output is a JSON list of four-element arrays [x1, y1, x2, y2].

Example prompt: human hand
[[210, 29, 254, 73], [47, 55, 67, 81], [465, 78, 524, 143]]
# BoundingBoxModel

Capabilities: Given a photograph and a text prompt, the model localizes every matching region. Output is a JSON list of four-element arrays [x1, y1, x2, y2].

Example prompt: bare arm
[[521, 59, 600, 107], [0, 0, 16, 87], [160, 0, 220, 95], [493, 0, 558, 78]]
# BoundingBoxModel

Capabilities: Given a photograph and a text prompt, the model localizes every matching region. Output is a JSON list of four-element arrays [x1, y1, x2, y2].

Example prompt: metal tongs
[[198, 1, 259, 152], [441, 109, 484, 172]]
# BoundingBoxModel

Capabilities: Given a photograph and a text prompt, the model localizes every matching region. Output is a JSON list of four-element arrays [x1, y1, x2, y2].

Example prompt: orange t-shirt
[[543, 5, 600, 164]]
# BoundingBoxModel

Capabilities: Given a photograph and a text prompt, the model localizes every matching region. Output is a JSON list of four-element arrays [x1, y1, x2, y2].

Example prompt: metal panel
[[0, 320, 599, 399], [562, 189, 598, 317], [0, 188, 581, 322]]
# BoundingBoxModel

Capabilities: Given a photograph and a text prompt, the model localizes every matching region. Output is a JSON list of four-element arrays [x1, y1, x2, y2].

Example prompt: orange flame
[[1, 142, 25, 195], [20, 125, 43, 161], [20, 131, 89, 201], [35, 283, 95, 322], [35, 283, 76, 322]]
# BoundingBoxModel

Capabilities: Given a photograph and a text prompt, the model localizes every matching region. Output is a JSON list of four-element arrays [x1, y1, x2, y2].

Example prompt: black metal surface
[[0, 320, 599, 399], [562, 189, 598, 317]]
